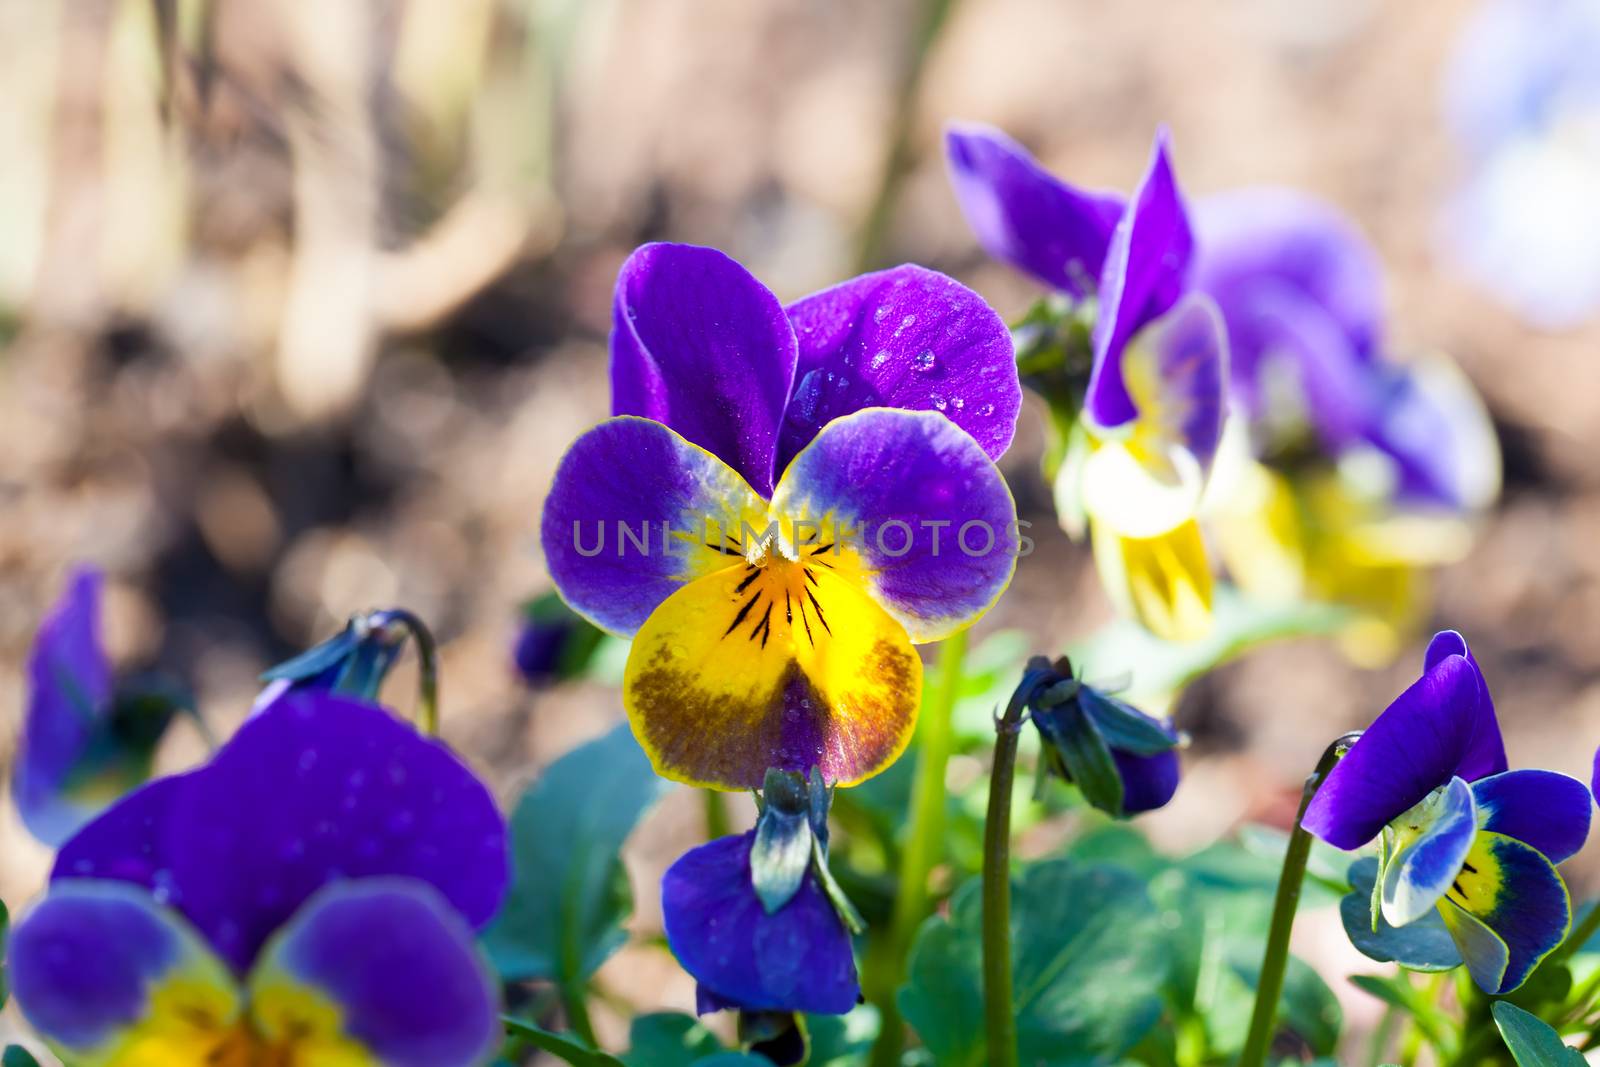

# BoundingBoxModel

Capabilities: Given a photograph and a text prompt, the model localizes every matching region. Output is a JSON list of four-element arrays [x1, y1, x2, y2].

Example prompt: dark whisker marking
[[804, 568, 819, 586], [1451, 879, 1468, 900], [798, 595, 815, 646], [806, 588, 831, 634], [785, 590, 792, 624], [707, 540, 744, 557], [748, 601, 774, 643], [736, 569, 762, 594], [1462, 862, 1478, 874], [809, 542, 836, 556], [812, 558, 834, 569], [724, 592, 761, 637]]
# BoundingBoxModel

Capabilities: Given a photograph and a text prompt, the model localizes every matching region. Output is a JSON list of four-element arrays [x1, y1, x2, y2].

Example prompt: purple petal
[[776, 264, 1020, 472], [769, 408, 1018, 643], [1424, 630, 1507, 782], [1302, 645, 1505, 850], [944, 124, 1125, 297], [1381, 775, 1478, 926], [1125, 293, 1229, 477], [1191, 188, 1385, 416], [611, 243, 798, 496], [541, 416, 770, 637], [1441, 831, 1571, 995], [662, 832, 858, 1015], [1087, 130, 1195, 428], [1362, 358, 1501, 511], [1474, 769, 1592, 864], [12, 567, 115, 846], [54, 692, 509, 972], [249, 879, 500, 1067], [1112, 748, 1180, 815], [7, 879, 239, 1056]]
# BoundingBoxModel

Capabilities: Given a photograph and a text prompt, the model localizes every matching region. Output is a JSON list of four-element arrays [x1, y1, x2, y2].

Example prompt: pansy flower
[[1303, 631, 1590, 994], [1190, 189, 1500, 663], [542, 243, 1022, 789], [12, 567, 188, 847], [946, 126, 1228, 642], [252, 607, 415, 712], [6, 692, 509, 1065], [663, 770, 860, 1030], [511, 591, 605, 687]]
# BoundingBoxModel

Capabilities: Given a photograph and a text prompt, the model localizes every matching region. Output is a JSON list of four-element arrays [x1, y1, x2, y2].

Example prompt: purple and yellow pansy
[[6, 692, 508, 1066], [946, 126, 1229, 643], [1192, 189, 1500, 663], [541, 243, 1022, 790], [1303, 631, 1590, 994], [12, 568, 183, 848]]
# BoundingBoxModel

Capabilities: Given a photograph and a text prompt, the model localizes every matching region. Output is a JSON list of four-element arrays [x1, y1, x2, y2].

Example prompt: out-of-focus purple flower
[[1440, 0, 1600, 329], [8, 692, 507, 1065], [512, 591, 604, 687], [1304, 631, 1588, 994], [11, 568, 189, 848], [1191, 188, 1500, 511]]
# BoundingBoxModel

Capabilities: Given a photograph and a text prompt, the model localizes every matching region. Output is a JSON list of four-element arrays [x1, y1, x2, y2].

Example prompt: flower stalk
[[388, 608, 441, 736], [1239, 731, 1363, 1067], [980, 673, 1037, 1067]]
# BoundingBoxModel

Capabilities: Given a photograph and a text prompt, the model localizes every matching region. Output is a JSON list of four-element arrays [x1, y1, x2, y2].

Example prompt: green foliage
[[623, 1014, 729, 1066], [1340, 857, 1461, 972], [1, 1048, 41, 1067], [900, 859, 1169, 1066], [1492, 1002, 1587, 1067], [483, 723, 672, 985]]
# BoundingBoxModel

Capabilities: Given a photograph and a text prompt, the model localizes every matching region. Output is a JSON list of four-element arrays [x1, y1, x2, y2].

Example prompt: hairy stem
[[1238, 731, 1362, 1067], [980, 682, 1030, 1067]]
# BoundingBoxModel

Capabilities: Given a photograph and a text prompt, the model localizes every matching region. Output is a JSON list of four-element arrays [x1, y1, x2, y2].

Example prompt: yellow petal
[[624, 559, 921, 790], [1091, 518, 1214, 642]]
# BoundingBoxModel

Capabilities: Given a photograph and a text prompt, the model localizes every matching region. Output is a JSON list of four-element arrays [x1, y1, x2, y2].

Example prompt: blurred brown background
[[3, 0, 1600, 1054]]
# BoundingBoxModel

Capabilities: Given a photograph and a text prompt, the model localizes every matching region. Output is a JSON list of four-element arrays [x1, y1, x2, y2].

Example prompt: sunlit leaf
[[1492, 1002, 1587, 1067], [502, 1017, 625, 1067], [484, 724, 673, 985]]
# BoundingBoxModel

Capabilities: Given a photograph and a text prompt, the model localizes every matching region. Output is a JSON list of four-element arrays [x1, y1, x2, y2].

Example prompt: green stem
[[866, 628, 969, 1067], [980, 679, 1030, 1067], [1238, 731, 1362, 1067], [703, 788, 731, 840], [391, 609, 440, 735], [561, 982, 599, 1050]]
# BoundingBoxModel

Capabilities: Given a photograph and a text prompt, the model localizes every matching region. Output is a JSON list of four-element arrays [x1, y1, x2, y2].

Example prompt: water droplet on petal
[[951, 396, 965, 411], [787, 369, 826, 427], [978, 402, 996, 417], [931, 393, 948, 411], [870, 350, 891, 371], [913, 350, 937, 373], [874, 305, 891, 324]]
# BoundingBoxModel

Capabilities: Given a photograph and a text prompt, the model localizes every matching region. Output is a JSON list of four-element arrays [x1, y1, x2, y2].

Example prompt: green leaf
[[2, 1048, 41, 1067], [1340, 858, 1461, 972], [1236, 824, 1353, 898], [623, 1013, 725, 1066], [483, 724, 672, 985], [899, 859, 1167, 1066], [804, 1005, 879, 1066], [503, 1017, 625, 1066], [690, 1056, 773, 1066], [1492, 1002, 1588, 1067], [1068, 586, 1348, 707]]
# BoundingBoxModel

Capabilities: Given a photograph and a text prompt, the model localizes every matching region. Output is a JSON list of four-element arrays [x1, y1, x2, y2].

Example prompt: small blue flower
[[1304, 631, 1591, 994], [11, 567, 189, 847], [1023, 657, 1182, 817], [662, 770, 860, 1019], [512, 592, 604, 687]]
